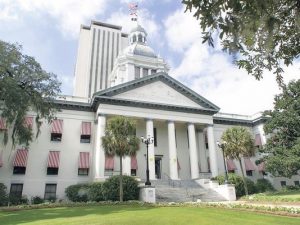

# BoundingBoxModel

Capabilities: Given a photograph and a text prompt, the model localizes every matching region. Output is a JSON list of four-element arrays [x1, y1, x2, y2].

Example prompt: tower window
[[138, 34, 143, 42], [132, 35, 136, 43]]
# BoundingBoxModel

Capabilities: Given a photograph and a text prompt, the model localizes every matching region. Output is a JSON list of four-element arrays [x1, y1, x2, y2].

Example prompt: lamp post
[[217, 140, 229, 184], [141, 135, 154, 186]]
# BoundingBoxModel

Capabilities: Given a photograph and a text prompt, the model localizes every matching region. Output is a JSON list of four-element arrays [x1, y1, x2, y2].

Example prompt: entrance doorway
[[155, 156, 162, 179]]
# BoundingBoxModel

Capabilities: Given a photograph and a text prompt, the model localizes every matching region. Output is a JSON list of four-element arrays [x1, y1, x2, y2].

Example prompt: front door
[[155, 157, 162, 179]]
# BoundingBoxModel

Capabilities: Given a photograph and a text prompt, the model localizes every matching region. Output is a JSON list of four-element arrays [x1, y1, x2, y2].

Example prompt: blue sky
[[0, 0, 299, 115]]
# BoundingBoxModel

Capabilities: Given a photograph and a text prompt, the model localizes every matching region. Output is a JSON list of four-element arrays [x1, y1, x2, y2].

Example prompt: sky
[[0, 0, 299, 115]]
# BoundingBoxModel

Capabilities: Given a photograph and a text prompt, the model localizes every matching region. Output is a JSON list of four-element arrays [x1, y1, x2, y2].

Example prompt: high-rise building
[[73, 21, 129, 98]]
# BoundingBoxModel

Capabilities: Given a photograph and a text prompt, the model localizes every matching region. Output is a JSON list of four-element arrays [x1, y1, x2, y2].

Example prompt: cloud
[[0, 0, 108, 39], [164, 7, 300, 115]]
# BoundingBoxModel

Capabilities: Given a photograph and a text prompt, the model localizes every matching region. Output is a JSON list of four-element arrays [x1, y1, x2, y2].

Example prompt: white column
[[123, 156, 131, 176], [207, 124, 218, 177], [188, 123, 199, 179], [197, 130, 208, 172], [94, 114, 106, 180], [168, 121, 179, 180], [146, 119, 156, 180]]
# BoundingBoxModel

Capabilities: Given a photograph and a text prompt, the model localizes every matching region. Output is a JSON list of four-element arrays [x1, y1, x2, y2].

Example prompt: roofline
[[91, 20, 122, 30]]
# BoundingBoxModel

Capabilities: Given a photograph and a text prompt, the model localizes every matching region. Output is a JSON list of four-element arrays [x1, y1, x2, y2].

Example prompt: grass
[[0, 205, 299, 225], [243, 190, 300, 202]]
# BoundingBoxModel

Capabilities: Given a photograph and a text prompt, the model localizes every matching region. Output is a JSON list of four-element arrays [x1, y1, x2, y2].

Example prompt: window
[[51, 133, 62, 142], [246, 170, 253, 176], [153, 128, 157, 147], [132, 35, 136, 43], [280, 181, 287, 187], [10, 184, 23, 199], [143, 68, 148, 77], [228, 170, 235, 174], [151, 69, 157, 74], [44, 184, 57, 200], [47, 167, 58, 175], [13, 166, 26, 175], [131, 169, 137, 176], [134, 66, 140, 79], [295, 181, 299, 186], [138, 34, 143, 42], [80, 135, 91, 143], [78, 168, 89, 176]]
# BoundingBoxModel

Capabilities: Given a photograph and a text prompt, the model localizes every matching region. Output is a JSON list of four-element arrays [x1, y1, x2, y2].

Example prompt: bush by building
[[65, 184, 90, 202], [0, 183, 8, 206], [256, 179, 275, 193], [31, 196, 45, 204], [88, 182, 104, 202]]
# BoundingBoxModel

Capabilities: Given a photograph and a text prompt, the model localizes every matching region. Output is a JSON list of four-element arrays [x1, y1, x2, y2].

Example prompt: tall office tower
[[73, 21, 129, 98]]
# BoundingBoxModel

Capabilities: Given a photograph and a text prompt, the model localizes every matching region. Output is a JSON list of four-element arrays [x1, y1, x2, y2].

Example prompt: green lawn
[[0, 205, 299, 225]]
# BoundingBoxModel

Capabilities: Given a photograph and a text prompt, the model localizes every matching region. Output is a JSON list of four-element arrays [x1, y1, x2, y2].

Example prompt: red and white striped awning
[[51, 119, 63, 134], [244, 158, 256, 171], [226, 159, 236, 171], [0, 151, 3, 167], [105, 155, 114, 170], [24, 117, 33, 128], [131, 155, 138, 170], [255, 134, 262, 146], [47, 151, 60, 168], [258, 162, 266, 172], [13, 149, 29, 167], [81, 122, 91, 135], [0, 118, 6, 130], [78, 152, 90, 169]]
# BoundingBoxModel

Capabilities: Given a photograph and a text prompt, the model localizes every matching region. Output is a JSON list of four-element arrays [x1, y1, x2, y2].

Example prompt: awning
[[258, 162, 266, 172], [0, 118, 6, 130], [255, 134, 262, 146], [244, 158, 256, 171], [105, 155, 114, 170], [78, 152, 90, 169], [51, 119, 63, 134], [81, 122, 91, 135], [0, 151, 3, 167], [131, 155, 138, 170], [24, 117, 33, 128], [226, 159, 236, 171], [13, 149, 29, 167], [47, 151, 60, 168]]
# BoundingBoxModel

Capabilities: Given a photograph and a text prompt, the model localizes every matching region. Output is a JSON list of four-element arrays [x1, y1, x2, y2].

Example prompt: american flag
[[129, 2, 138, 21]]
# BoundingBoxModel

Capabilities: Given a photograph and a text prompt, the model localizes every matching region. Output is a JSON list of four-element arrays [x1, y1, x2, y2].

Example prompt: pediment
[[114, 81, 203, 109], [93, 73, 220, 113]]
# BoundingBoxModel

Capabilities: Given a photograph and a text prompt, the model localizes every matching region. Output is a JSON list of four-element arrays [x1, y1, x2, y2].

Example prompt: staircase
[[150, 179, 227, 203]]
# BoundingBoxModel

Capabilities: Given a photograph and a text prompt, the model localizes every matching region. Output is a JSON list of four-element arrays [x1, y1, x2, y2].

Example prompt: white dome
[[123, 43, 157, 58]]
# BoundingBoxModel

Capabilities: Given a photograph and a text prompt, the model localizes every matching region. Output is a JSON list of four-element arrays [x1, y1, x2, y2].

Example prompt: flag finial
[[128, 2, 138, 21]]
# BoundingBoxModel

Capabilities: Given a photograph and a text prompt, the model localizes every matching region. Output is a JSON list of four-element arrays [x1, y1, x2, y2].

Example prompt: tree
[[102, 116, 139, 202], [261, 79, 300, 178], [182, 0, 300, 85], [0, 40, 61, 146], [221, 126, 255, 195]]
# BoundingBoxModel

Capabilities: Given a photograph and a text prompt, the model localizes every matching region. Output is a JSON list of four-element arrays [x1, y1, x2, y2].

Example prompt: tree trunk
[[238, 158, 248, 196], [119, 156, 123, 202]]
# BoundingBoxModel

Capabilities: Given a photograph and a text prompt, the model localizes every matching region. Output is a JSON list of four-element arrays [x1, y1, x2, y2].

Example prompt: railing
[[162, 173, 182, 188]]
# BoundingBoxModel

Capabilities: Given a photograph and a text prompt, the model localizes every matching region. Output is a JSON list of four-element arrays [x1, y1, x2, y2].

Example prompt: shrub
[[0, 183, 8, 206], [283, 185, 300, 191], [9, 195, 29, 205], [256, 179, 275, 193], [102, 175, 139, 201], [31, 196, 44, 204], [65, 183, 90, 202], [212, 173, 257, 197], [88, 182, 104, 202]]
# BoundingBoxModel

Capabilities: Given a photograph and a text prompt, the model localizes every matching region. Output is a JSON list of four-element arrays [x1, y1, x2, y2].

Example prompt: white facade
[[1, 21, 299, 200]]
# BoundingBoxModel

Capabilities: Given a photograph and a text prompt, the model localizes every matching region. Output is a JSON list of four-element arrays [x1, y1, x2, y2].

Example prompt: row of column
[[94, 114, 219, 180]]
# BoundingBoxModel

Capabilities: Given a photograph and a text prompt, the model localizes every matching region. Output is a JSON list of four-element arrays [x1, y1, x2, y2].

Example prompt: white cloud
[[0, 0, 108, 38], [165, 7, 300, 115]]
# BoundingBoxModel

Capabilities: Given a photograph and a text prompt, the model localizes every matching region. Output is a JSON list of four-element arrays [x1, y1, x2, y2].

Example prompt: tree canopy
[[221, 126, 255, 195], [102, 116, 139, 202], [182, 0, 300, 85], [0, 40, 61, 146], [261, 79, 300, 178]]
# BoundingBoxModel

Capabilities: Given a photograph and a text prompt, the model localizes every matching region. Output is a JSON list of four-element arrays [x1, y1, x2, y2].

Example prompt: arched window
[[138, 34, 143, 42], [132, 35, 137, 43]]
